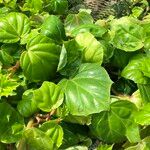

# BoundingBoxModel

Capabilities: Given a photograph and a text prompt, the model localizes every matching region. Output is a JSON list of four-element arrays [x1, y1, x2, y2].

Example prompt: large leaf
[[0, 102, 24, 143], [41, 15, 66, 42], [65, 11, 93, 35], [75, 32, 104, 64], [90, 100, 140, 143], [17, 89, 38, 117], [59, 63, 112, 116], [20, 34, 61, 81], [33, 81, 64, 112], [110, 17, 145, 51], [23, 128, 54, 150], [39, 120, 63, 148], [0, 12, 30, 43], [122, 54, 150, 84], [0, 74, 19, 97]]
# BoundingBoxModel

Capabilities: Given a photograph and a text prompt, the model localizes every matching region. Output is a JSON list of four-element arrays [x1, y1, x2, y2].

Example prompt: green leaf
[[75, 32, 104, 64], [22, 0, 43, 13], [0, 74, 19, 97], [64, 114, 91, 125], [33, 81, 64, 112], [64, 146, 88, 150], [41, 15, 66, 42], [97, 144, 113, 150], [125, 137, 150, 150], [44, 0, 68, 14], [39, 120, 63, 148], [23, 128, 54, 150], [65, 11, 93, 35], [60, 122, 91, 149], [0, 12, 30, 43], [134, 103, 150, 125], [58, 40, 82, 77], [110, 49, 137, 69], [59, 63, 112, 116], [110, 17, 145, 51], [71, 24, 107, 38], [20, 34, 61, 81], [138, 84, 150, 103], [0, 102, 24, 143], [122, 54, 150, 84], [17, 89, 38, 117], [90, 100, 140, 143], [0, 50, 14, 66]]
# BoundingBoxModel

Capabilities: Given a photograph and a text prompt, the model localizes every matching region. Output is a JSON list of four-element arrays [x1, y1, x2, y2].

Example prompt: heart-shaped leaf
[[20, 34, 61, 81], [90, 100, 140, 143], [110, 17, 145, 51], [0, 12, 30, 43], [59, 63, 112, 116]]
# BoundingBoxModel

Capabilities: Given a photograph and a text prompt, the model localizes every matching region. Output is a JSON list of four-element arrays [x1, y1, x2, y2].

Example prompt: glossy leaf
[[44, 0, 68, 14], [90, 100, 140, 143], [23, 128, 54, 150], [58, 40, 82, 77], [39, 120, 63, 148], [0, 102, 24, 143], [41, 15, 66, 42], [20, 34, 61, 81], [65, 11, 93, 35], [75, 32, 104, 64], [17, 89, 38, 117], [110, 17, 145, 51], [134, 103, 150, 125], [33, 81, 64, 112], [71, 24, 107, 38], [0, 12, 30, 43], [122, 54, 150, 84], [59, 63, 112, 116], [138, 84, 150, 103]]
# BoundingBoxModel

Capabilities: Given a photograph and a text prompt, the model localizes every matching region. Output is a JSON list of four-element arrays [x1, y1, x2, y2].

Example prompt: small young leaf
[[33, 81, 64, 112], [23, 128, 54, 150], [17, 89, 38, 117], [39, 120, 63, 148]]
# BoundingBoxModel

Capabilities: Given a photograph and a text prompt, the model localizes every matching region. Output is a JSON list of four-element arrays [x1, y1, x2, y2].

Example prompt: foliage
[[0, 0, 150, 149]]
